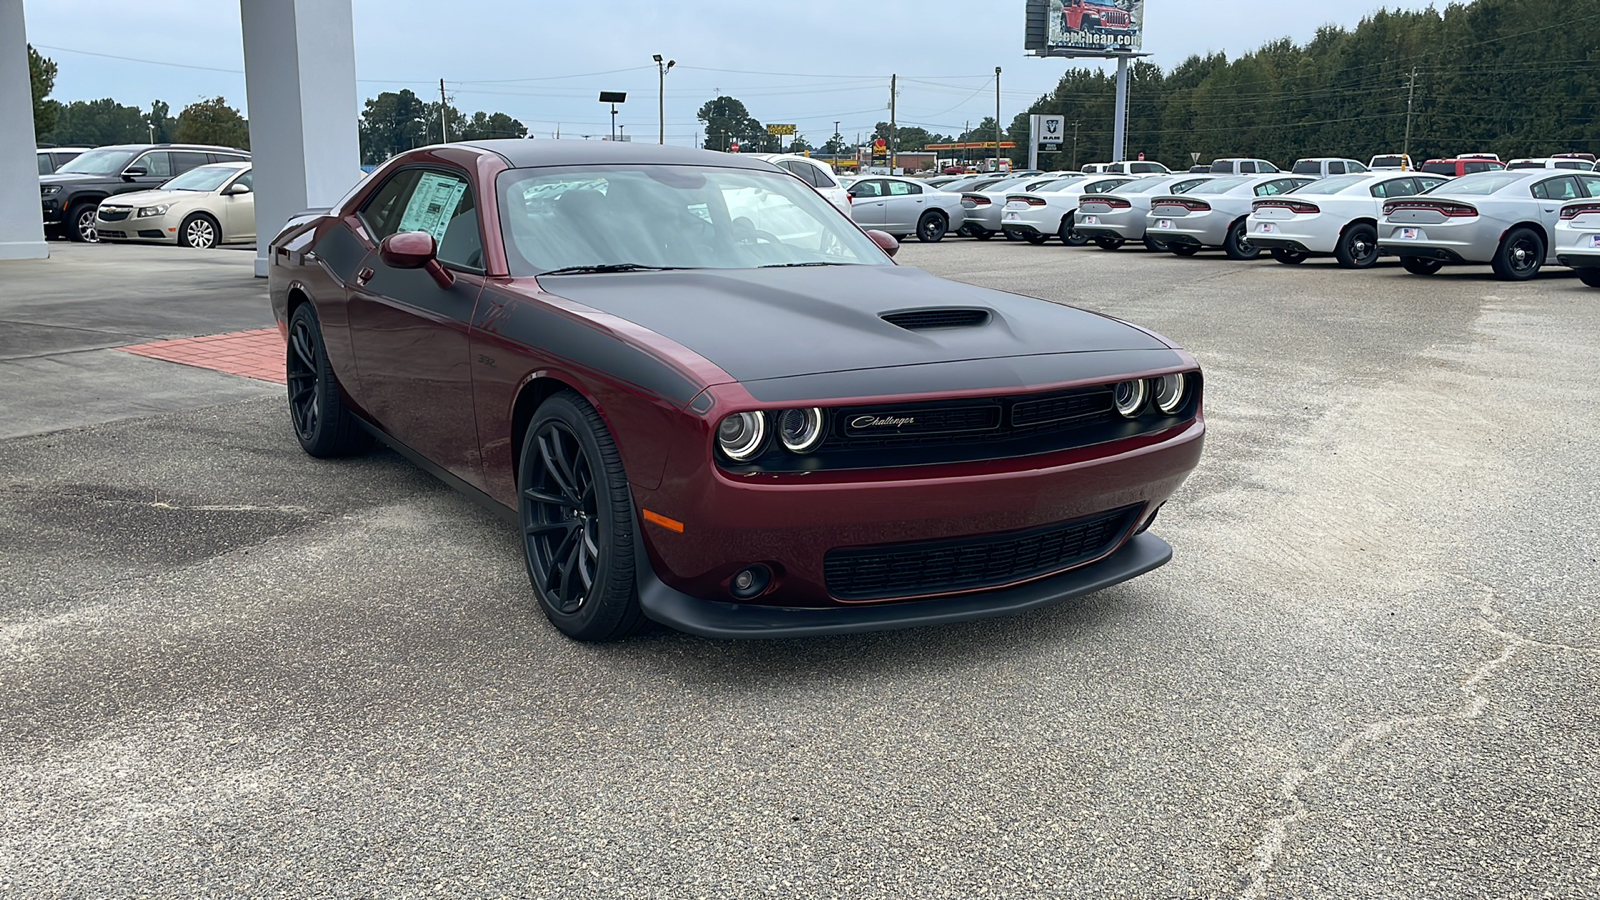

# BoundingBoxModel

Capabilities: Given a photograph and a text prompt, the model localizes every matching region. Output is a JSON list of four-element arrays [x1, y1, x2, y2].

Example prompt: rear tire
[[1223, 219, 1261, 260], [915, 211, 948, 243], [1490, 227, 1544, 281], [1335, 223, 1379, 269], [285, 303, 372, 458], [1169, 244, 1201, 257], [1143, 235, 1169, 252], [1023, 232, 1049, 245], [1578, 267, 1600, 288], [972, 228, 993, 241], [1058, 215, 1088, 246], [1095, 237, 1126, 251], [1400, 256, 1443, 275], [1271, 248, 1307, 265]]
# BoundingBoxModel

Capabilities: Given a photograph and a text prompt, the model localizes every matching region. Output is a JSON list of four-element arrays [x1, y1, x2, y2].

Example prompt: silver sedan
[[958, 175, 1071, 239], [845, 175, 968, 243], [1145, 174, 1315, 259], [1075, 173, 1214, 250], [1553, 198, 1600, 288], [1244, 172, 1448, 268], [1379, 170, 1600, 280]]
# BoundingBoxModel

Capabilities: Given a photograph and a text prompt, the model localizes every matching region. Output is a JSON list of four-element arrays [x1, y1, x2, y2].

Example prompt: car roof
[[459, 139, 778, 171], [193, 160, 252, 170], [84, 143, 248, 152]]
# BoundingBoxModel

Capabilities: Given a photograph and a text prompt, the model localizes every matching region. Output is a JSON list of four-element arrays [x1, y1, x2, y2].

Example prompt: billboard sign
[[1025, 0, 1144, 57], [766, 123, 796, 136]]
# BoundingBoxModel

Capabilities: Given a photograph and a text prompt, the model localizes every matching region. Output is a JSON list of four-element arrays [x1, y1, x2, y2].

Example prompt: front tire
[[915, 211, 948, 243], [67, 204, 99, 243], [1578, 268, 1600, 288], [1271, 248, 1308, 265], [180, 213, 220, 249], [1058, 215, 1088, 246], [1335, 223, 1379, 269], [1401, 256, 1444, 275], [1223, 219, 1261, 260], [519, 391, 646, 642], [285, 303, 371, 458], [1491, 227, 1544, 281]]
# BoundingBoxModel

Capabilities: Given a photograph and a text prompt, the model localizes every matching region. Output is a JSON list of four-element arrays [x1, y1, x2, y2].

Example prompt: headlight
[[1153, 373, 1188, 414], [1113, 380, 1148, 418], [41, 185, 61, 196], [777, 408, 826, 453], [717, 412, 766, 461], [136, 205, 170, 218]]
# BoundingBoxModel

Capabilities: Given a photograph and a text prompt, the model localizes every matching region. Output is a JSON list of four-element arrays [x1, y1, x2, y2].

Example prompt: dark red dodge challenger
[[269, 141, 1204, 641]]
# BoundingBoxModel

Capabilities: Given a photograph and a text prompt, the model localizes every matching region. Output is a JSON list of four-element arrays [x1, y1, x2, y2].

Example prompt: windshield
[[162, 165, 242, 192], [1187, 176, 1252, 194], [981, 176, 1037, 193], [1033, 177, 1088, 193], [55, 148, 138, 176], [497, 165, 891, 276], [1117, 176, 1174, 194], [1429, 172, 1524, 195], [1371, 156, 1404, 167], [1293, 174, 1369, 195]]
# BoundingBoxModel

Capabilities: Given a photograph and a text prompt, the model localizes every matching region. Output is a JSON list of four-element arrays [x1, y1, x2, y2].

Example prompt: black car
[[36, 147, 89, 175], [40, 143, 250, 242]]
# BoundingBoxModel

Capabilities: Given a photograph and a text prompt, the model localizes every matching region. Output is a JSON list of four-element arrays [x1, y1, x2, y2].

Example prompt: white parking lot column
[[240, 0, 360, 278], [0, 0, 49, 261]]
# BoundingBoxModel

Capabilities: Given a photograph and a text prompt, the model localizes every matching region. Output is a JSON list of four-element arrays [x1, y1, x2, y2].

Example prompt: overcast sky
[[24, 1, 1444, 144]]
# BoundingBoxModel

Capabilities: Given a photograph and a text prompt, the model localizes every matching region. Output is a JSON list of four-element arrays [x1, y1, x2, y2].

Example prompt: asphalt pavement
[[1, 238, 1596, 898]]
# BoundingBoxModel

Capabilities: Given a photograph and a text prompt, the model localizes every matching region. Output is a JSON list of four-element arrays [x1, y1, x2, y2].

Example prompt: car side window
[[806, 163, 837, 189], [172, 151, 210, 174], [133, 151, 172, 177], [852, 180, 884, 198], [1259, 161, 1280, 173], [1531, 176, 1580, 201], [1417, 177, 1446, 192], [231, 170, 254, 191], [37, 154, 52, 175], [1577, 174, 1600, 197], [1349, 161, 1368, 173], [1239, 161, 1257, 174], [1328, 162, 1345, 175], [1370, 179, 1392, 198], [887, 181, 919, 195], [1254, 180, 1287, 196], [360, 169, 425, 240]]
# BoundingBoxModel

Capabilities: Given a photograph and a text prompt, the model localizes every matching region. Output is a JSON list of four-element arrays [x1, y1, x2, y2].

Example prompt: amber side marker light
[[642, 510, 685, 533]]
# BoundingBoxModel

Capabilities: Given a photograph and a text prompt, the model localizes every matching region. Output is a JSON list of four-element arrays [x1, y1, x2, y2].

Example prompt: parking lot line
[[117, 328, 286, 384]]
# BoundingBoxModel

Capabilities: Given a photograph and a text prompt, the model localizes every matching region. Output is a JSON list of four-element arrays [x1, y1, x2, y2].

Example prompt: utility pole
[[889, 74, 897, 174], [994, 67, 1002, 172], [1071, 120, 1081, 170], [439, 79, 449, 143], [1403, 67, 1418, 161]]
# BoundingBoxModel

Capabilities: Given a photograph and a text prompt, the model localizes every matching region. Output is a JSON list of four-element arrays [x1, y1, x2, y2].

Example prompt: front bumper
[[96, 209, 179, 243], [639, 531, 1173, 638]]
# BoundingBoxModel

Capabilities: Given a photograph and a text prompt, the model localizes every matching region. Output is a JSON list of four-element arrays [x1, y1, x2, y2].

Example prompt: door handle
[[355, 266, 375, 286]]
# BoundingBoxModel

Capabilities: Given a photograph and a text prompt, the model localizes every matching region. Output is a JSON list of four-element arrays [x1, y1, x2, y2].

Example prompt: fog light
[[729, 564, 771, 600]]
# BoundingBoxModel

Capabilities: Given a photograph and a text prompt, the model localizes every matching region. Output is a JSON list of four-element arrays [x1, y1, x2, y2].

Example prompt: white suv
[[751, 154, 850, 214]]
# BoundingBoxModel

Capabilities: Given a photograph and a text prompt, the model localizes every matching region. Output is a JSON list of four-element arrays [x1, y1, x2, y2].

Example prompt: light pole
[[653, 54, 675, 145], [599, 91, 626, 141]]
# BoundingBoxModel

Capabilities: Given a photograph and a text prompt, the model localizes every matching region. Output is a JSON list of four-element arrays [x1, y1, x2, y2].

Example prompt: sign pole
[[1028, 116, 1039, 172], [1113, 55, 1129, 162]]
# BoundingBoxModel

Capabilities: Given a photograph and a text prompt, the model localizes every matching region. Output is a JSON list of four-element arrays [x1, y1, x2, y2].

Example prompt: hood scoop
[[881, 307, 992, 330]]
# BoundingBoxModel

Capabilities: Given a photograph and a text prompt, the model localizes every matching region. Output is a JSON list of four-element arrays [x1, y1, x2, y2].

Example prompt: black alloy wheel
[[518, 391, 645, 642], [1578, 268, 1600, 288], [286, 303, 371, 457], [916, 211, 948, 243], [1143, 235, 1169, 252], [1491, 227, 1544, 281], [1023, 231, 1050, 245], [1400, 256, 1444, 275], [1058, 216, 1089, 246], [1271, 248, 1308, 265], [180, 213, 219, 249], [1095, 237, 1126, 251], [1223, 220, 1261, 260], [68, 204, 98, 243], [1335, 223, 1379, 269], [1169, 244, 1201, 257]]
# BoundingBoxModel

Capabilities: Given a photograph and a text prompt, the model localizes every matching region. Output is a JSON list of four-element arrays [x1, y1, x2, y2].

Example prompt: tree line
[[1006, 0, 1600, 170]]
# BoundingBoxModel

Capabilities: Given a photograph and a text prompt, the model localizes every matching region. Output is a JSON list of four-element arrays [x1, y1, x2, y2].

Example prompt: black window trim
[[358, 163, 488, 275]]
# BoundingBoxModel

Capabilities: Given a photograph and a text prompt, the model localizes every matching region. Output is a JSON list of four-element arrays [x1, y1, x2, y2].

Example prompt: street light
[[653, 54, 675, 145]]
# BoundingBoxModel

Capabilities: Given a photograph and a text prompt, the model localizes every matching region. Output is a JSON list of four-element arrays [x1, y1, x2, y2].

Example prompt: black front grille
[[881, 308, 991, 330], [1012, 389, 1113, 427], [98, 230, 126, 239], [97, 207, 131, 221], [824, 506, 1140, 601], [827, 387, 1116, 451], [843, 405, 999, 439]]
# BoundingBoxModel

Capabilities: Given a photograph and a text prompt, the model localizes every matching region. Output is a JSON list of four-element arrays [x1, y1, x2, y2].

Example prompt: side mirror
[[866, 229, 899, 258], [224, 182, 252, 195], [379, 231, 454, 288], [122, 167, 147, 180]]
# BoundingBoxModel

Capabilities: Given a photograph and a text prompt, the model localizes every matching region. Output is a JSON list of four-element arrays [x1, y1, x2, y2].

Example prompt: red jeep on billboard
[[1064, 0, 1132, 32]]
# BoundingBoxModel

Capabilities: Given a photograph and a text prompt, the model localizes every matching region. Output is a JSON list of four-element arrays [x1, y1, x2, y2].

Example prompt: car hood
[[98, 188, 202, 207], [39, 172, 113, 187], [540, 264, 1171, 384]]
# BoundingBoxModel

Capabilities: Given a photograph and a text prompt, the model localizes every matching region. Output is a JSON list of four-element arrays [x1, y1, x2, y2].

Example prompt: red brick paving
[[117, 328, 286, 385]]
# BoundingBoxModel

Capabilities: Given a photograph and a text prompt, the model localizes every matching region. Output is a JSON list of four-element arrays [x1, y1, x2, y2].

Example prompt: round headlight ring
[[1113, 380, 1149, 418], [1154, 373, 1187, 414], [717, 412, 767, 461], [777, 407, 826, 453]]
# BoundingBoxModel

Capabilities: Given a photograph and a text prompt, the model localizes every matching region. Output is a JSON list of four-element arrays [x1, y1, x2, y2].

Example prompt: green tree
[[459, 111, 527, 140], [696, 96, 777, 152], [174, 97, 249, 149], [148, 100, 174, 143], [28, 45, 57, 141], [359, 89, 431, 163], [871, 123, 951, 153], [45, 99, 147, 146]]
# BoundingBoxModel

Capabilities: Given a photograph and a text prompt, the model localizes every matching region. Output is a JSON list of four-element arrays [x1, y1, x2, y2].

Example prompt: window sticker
[[398, 172, 468, 242]]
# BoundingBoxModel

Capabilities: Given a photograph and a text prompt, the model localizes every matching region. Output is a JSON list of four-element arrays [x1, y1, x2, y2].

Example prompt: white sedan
[[1146, 174, 1316, 259], [844, 175, 966, 242], [1075, 173, 1215, 250], [998, 175, 1137, 245], [957, 174, 1071, 239], [1244, 172, 1449, 267], [1553, 198, 1600, 287]]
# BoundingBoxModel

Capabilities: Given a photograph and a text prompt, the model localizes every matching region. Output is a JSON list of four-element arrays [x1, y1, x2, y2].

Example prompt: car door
[[882, 180, 925, 231], [120, 150, 173, 195], [221, 169, 254, 240], [849, 179, 887, 227], [345, 166, 488, 486]]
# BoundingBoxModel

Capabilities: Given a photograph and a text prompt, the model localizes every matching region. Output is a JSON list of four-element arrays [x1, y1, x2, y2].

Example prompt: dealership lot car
[[751, 153, 851, 214], [1379, 169, 1600, 280], [846, 175, 966, 242], [1553, 199, 1600, 287], [1075, 173, 1213, 250], [269, 141, 1204, 641], [38, 143, 250, 242], [1146, 174, 1315, 259], [96, 162, 255, 248], [1000, 174, 1135, 245], [1246, 172, 1448, 267], [960, 175, 1069, 239]]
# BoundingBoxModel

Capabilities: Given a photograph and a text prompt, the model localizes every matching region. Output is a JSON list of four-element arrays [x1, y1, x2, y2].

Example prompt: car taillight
[[1253, 200, 1320, 214], [1006, 194, 1046, 206], [1097, 197, 1132, 209], [962, 194, 991, 206], [1383, 200, 1478, 217], [1176, 198, 1211, 211], [1560, 203, 1600, 219]]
